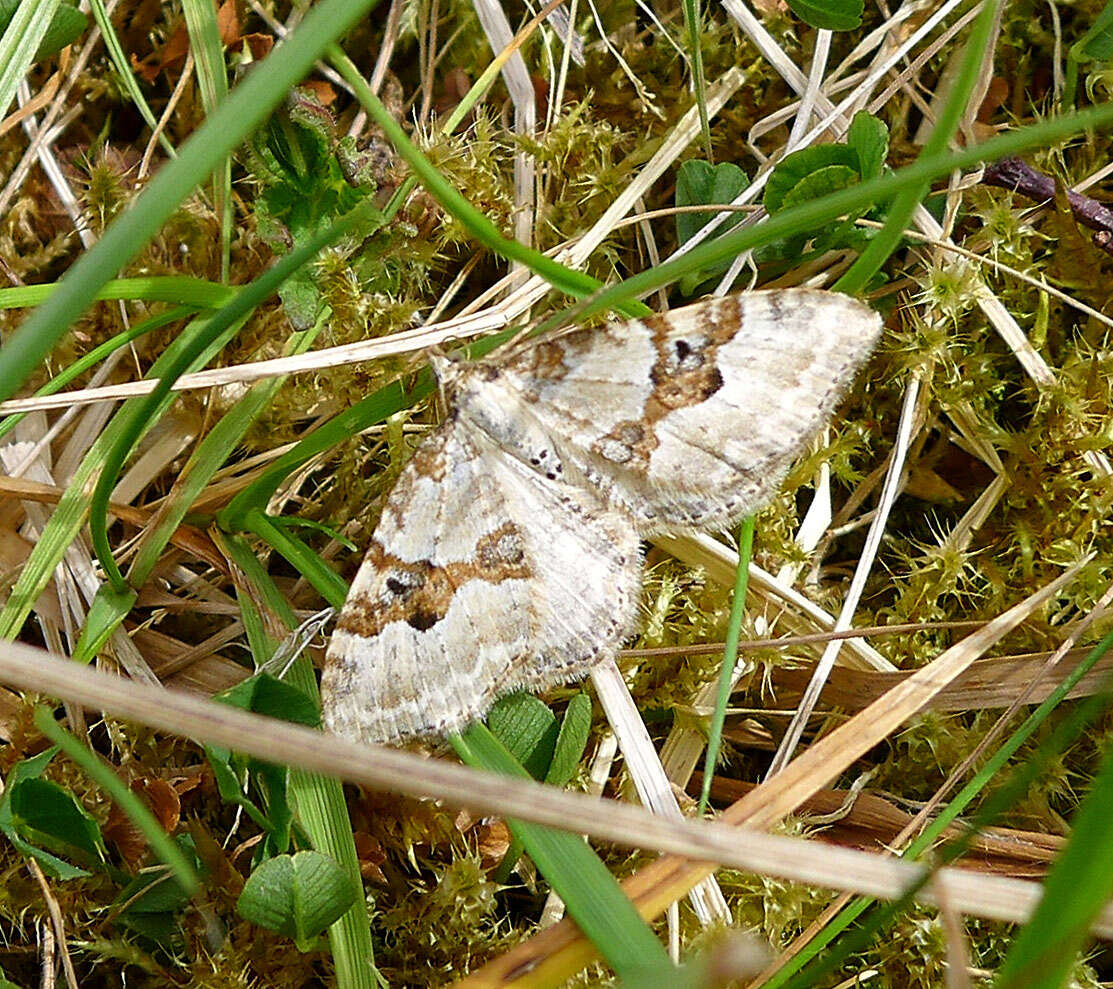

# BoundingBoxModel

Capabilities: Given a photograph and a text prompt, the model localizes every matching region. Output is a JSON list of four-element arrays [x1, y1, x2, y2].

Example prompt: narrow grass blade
[[86, 0, 175, 158], [327, 45, 650, 319], [0, 277, 234, 310], [993, 692, 1113, 986], [681, 0, 713, 160], [0, 0, 61, 122], [33, 706, 199, 896], [834, 0, 1002, 294], [0, 0, 382, 406], [219, 532, 377, 989], [697, 516, 753, 816], [454, 724, 674, 981], [181, 0, 231, 279]]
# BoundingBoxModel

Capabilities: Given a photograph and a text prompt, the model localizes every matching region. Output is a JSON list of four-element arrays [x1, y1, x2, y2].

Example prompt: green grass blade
[[86, 0, 175, 158], [219, 533, 377, 989], [0, 277, 235, 310], [71, 584, 137, 665], [181, 0, 231, 280], [0, 0, 61, 121], [835, 0, 1001, 294], [453, 724, 673, 980], [247, 509, 349, 608], [681, 0, 713, 161], [326, 45, 650, 319], [697, 516, 754, 816], [0, 0, 383, 406], [994, 699, 1113, 986]]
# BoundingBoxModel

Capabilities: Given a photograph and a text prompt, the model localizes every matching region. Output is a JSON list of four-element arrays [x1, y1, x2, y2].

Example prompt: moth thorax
[[453, 369, 566, 482]]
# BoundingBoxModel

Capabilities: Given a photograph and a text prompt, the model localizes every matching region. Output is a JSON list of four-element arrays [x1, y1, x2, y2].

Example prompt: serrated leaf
[[237, 851, 356, 949], [675, 159, 750, 245], [780, 164, 860, 211], [545, 694, 593, 787], [487, 693, 558, 780], [784, 0, 863, 30], [763, 145, 859, 213], [10, 778, 105, 864], [847, 110, 889, 180]]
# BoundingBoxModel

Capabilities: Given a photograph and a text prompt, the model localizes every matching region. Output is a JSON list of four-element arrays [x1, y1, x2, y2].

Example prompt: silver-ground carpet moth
[[322, 289, 882, 744]]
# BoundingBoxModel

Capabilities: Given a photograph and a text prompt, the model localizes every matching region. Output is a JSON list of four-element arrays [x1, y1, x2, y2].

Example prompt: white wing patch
[[322, 288, 882, 744], [322, 421, 642, 744]]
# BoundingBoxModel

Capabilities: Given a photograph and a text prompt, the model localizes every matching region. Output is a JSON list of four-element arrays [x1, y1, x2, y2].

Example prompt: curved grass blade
[[453, 724, 674, 981], [218, 532, 377, 989], [0, 0, 383, 406], [834, 0, 1002, 295]]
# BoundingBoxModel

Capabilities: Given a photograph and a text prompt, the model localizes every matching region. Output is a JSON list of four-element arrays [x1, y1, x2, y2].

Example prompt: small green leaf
[[71, 583, 138, 665], [203, 743, 273, 831], [208, 676, 320, 854], [675, 159, 750, 245], [545, 694, 593, 787], [3, 747, 58, 789], [780, 164, 860, 210], [115, 866, 194, 915], [847, 111, 889, 180], [218, 673, 321, 728], [784, 0, 863, 31], [237, 851, 356, 949], [487, 693, 558, 781], [4, 830, 88, 880], [763, 145, 859, 213], [10, 778, 105, 861], [113, 858, 197, 947], [0, 0, 86, 60], [1070, 0, 1113, 62], [0, 749, 86, 878]]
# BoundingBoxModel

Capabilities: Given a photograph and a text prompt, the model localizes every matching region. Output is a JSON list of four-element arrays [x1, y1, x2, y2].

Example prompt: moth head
[[427, 351, 465, 400], [428, 351, 502, 401]]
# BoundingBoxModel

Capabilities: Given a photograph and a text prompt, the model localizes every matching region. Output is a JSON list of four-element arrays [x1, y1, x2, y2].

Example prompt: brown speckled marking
[[407, 431, 452, 481], [511, 338, 573, 383], [594, 297, 742, 468], [337, 522, 531, 638]]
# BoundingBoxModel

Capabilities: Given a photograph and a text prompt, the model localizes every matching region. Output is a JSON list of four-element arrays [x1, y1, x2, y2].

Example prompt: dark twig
[[982, 156, 1113, 256]]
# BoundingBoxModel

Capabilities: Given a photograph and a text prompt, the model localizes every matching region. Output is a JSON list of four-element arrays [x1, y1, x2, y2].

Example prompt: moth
[[321, 289, 882, 744]]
